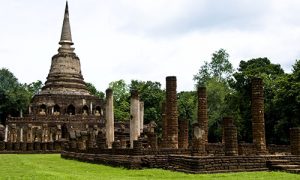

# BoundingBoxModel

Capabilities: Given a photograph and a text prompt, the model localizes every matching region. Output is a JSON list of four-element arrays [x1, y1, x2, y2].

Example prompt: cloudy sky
[[1, 0, 300, 92]]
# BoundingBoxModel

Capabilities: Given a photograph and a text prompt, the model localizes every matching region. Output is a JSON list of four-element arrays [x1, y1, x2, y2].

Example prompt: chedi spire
[[58, 1, 74, 53], [40, 1, 90, 95]]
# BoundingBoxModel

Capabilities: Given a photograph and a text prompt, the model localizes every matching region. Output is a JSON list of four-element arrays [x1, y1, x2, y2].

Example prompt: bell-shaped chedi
[[40, 1, 90, 95]]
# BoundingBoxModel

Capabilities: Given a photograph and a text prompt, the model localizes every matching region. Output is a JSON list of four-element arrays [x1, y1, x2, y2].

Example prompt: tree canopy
[[0, 50, 298, 144], [0, 68, 31, 123]]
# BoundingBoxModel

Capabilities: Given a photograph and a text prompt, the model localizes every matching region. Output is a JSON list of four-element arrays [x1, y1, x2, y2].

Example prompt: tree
[[0, 68, 31, 123], [193, 49, 234, 142], [178, 91, 197, 139], [272, 60, 300, 143], [130, 80, 164, 125], [193, 49, 233, 86], [86, 82, 104, 99], [109, 80, 130, 121], [230, 57, 285, 143], [178, 91, 197, 122], [25, 80, 43, 97]]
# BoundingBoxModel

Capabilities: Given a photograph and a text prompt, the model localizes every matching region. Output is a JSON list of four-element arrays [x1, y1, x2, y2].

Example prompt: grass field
[[0, 154, 298, 179]]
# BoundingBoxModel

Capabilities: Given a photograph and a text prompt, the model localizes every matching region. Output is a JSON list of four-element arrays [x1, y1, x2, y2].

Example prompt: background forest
[[1, 49, 299, 144]]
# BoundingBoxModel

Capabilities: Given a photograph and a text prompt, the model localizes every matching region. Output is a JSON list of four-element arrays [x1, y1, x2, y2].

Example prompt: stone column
[[4, 125, 8, 142], [166, 76, 178, 148], [290, 127, 300, 155], [20, 128, 23, 142], [130, 90, 140, 148], [178, 119, 189, 149], [90, 102, 93, 114], [49, 131, 53, 142], [161, 101, 167, 148], [140, 101, 144, 133], [197, 86, 208, 144], [105, 88, 114, 148], [42, 124, 49, 142], [223, 117, 238, 156], [251, 78, 267, 154]]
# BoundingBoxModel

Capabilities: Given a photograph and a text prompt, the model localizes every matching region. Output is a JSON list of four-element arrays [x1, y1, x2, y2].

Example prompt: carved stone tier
[[41, 53, 90, 95]]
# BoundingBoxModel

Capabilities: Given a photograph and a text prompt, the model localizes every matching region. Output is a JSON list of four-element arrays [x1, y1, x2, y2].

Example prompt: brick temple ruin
[[1, 2, 105, 152], [0, 2, 300, 174]]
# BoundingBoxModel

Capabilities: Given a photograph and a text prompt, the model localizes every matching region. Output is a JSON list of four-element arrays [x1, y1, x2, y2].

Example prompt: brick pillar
[[222, 117, 234, 143], [197, 87, 208, 144], [161, 101, 167, 148], [178, 119, 189, 149], [166, 76, 178, 149], [223, 117, 238, 156], [290, 127, 300, 155], [191, 123, 206, 156], [130, 90, 140, 148], [105, 88, 114, 148], [251, 78, 267, 154]]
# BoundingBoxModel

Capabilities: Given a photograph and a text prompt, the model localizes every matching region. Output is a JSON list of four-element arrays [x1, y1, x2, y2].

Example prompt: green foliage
[[206, 78, 234, 142], [194, 49, 233, 86], [0, 154, 298, 179], [24, 80, 43, 97], [108, 79, 165, 124], [193, 49, 234, 142], [0, 68, 31, 123], [130, 80, 164, 125], [178, 91, 197, 122], [271, 60, 300, 143], [86, 82, 104, 99], [109, 80, 130, 121], [230, 58, 285, 143], [178, 91, 197, 139]]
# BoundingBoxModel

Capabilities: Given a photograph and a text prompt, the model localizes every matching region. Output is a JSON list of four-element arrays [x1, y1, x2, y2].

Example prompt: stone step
[[271, 164, 300, 170]]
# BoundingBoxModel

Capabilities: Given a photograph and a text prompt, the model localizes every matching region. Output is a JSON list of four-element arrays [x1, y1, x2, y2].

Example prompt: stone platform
[[61, 150, 300, 174]]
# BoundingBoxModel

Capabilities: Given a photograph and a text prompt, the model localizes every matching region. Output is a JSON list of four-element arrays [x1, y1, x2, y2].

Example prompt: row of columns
[[161, 76, 297, 156], [105, 88, 145, 149], [130, 90, 145, 148], [4, 125, 60, 143]]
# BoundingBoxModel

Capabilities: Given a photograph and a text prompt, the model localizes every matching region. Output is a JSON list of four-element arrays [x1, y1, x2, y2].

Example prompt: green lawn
[[0, 154, 298, 180]]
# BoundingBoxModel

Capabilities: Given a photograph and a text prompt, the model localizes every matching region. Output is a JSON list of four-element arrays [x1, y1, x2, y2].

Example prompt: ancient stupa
[[5, 2, 104, 143]]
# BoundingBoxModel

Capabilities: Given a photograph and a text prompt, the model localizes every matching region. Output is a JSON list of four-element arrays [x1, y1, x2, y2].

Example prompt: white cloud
[[0, 0, 299, 93]]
